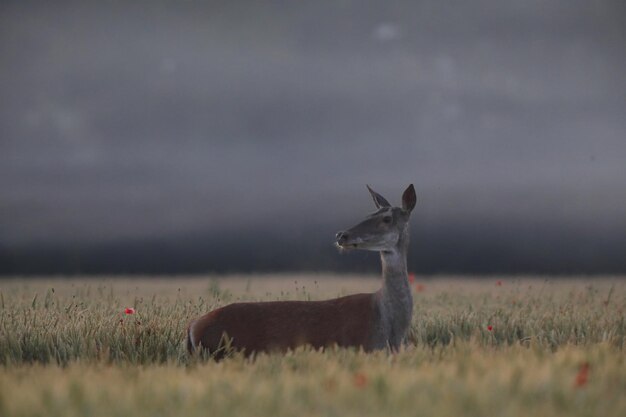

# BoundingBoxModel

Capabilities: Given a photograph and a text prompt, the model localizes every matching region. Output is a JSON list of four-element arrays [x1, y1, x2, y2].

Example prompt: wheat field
[[1, 275, 625, 417]]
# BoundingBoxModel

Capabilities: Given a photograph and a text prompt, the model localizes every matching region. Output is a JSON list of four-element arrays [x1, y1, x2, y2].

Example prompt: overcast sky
[[1, 1, 625, 273]]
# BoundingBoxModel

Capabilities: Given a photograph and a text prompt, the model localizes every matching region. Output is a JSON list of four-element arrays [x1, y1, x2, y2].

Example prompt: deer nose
[[336, 231, 349, 243]]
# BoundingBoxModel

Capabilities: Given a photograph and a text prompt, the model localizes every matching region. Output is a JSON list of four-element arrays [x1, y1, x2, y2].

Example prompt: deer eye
[[382, 216, 392, 224]]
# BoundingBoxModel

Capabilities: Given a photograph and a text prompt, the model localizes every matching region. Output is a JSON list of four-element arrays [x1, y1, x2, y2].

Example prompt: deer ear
[[366, 185, 391, 209], [402, 184, 416, 212]]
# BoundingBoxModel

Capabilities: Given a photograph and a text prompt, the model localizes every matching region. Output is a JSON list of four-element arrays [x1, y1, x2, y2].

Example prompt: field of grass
[[1, 275, 625, 416]]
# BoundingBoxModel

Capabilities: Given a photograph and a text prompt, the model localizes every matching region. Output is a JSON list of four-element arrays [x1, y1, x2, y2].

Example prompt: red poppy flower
[[487, 325, 493, 331], [496, 280, 502, 286], [353, 372, 368, 388], [408, 273, 416, 283], [415, 283, 425, 292], [124, 307, 136, 315], [574, 362, 590, 388]]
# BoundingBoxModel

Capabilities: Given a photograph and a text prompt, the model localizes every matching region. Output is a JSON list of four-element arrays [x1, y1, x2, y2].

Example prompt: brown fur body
[[187, 293, 378, 357]]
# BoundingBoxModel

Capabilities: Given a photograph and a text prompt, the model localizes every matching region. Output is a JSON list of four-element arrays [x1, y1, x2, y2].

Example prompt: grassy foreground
[[1, 275, 625, 416]]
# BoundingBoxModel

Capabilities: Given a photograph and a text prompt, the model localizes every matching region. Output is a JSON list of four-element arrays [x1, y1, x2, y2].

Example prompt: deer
[[186, 184, 416, 358]]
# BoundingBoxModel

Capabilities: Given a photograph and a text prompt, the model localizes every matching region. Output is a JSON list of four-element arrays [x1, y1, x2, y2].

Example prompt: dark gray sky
[[1, 1, 625, 273]]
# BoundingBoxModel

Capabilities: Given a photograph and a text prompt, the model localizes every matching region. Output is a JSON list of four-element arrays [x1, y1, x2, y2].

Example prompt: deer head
[[335, 184, 416, 253]]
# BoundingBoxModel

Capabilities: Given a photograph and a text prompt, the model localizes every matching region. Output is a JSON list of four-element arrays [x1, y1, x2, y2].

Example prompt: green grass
[[1, 275, 625, 416]]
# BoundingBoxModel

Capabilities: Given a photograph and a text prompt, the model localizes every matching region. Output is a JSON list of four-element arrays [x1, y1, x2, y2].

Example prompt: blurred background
[[1, 0, 625, 275]]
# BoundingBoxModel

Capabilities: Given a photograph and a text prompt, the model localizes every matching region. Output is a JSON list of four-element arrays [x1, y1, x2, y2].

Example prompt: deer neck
[[380, 247, 411, 306], [377, 233, 413, 346]]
